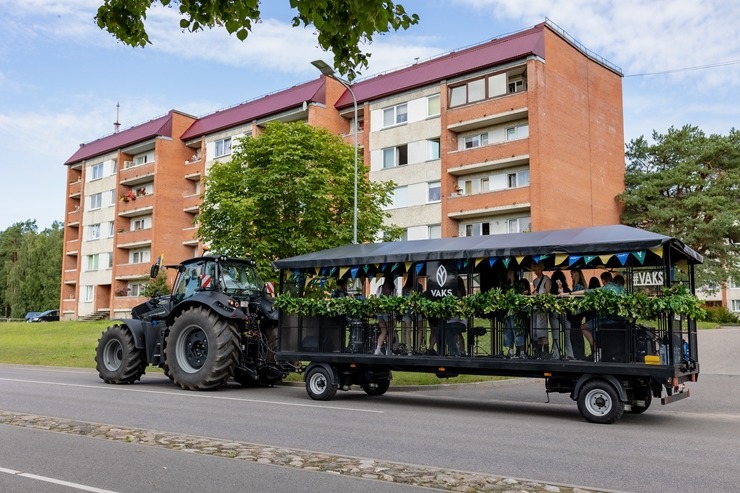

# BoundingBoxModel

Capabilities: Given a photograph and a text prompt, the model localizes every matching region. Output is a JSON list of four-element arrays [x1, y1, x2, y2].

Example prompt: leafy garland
[[273, 285, 706, 321]]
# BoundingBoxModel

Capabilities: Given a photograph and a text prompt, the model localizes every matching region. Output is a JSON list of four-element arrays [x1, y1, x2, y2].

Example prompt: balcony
[[118, 193, 154, 218], [65, 238, 79, 255], [114, 263, 151, 280], [116, 228, 152, 248], [119, 161, 155, 186], [446, 92, 528, 133], [183, 194, 200, 214], [63, 270, 78, 284], [448, 154, 530, 177], [68, 180, 82, 198], [448, 187, 531, 220], [182, 226, 199, 246], [67, 206, 81, 227], [446, 139, 529, 171]]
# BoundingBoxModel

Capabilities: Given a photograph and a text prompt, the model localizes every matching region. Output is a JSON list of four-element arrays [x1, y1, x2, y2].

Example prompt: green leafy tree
[[198, 121, 399, 280], [142, 271, 169, 298], [95, 0, 419, 80], [618, 125, 740, 288]]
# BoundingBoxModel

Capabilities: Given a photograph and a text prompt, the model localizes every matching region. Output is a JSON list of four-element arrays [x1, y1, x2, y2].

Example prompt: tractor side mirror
[[150, 264, 159, 279]]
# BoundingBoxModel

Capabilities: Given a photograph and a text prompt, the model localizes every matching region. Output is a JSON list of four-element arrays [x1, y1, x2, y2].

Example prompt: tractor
[[95, 255, 290, 390]]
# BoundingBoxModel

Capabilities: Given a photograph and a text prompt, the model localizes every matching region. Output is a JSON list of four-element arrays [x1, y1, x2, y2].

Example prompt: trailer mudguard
[[571, 374, 627, 403]]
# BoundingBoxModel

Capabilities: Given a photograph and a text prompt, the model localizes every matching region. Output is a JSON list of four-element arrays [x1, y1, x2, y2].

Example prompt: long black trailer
[[273, 225, 702, 423]]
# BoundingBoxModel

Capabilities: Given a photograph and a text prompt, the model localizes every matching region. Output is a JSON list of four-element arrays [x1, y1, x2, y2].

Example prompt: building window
[[729, 278, 739, 289], [382, 144, 408, 168], [427, 139, 440, 160], [86, 254, 99, 271], [215, 138, 232, 157], [128, 283, 143, 297], [134, 152, 153, 166], [506, 123, 529, 141], [83, 285, 93, 302], [108, 222, 115, 237], [480, 177, 489, 192], [427, 94, 440, 117], [463, 132, 488, 149], [382, 103, 408, 127], [106, 190, 116, 207], [428, 224, 441, 239], [88, 224, 101, 240], [131, 249, 151, 264], [507, 169, 530, 188], [731, 300, 740, 312], [449, 71, 518, 108], [90, 193, 102, 210], [111, 160, 118, 174], [427, 181, 441, 202], [90, 163, 104, 181], [389, 186, 408, 208], [132, 216, 151, 231], [508, 217, 531, 233], [105, 252, 113, 269], [508, 77, 526, 93]]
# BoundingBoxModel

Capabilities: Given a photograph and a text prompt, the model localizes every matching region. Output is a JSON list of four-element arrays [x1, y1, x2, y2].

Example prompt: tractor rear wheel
[[165, 306, 239, 390], [96, 325, 147, 384]]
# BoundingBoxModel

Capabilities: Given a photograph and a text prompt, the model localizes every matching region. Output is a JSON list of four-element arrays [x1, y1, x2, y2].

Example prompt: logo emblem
[[436, 264, 448, 287]]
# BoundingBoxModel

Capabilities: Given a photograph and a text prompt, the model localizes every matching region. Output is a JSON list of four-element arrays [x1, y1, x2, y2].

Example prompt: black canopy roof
[[272, 225, 702, 270]]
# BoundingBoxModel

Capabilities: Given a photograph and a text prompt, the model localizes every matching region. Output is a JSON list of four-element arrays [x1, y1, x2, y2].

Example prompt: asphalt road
[[1, 328, 739, 492]]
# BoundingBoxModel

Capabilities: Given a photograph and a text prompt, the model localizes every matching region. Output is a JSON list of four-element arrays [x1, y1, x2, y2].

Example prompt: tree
[[95, 0, 419, 80], [142, 271, 169, 298], [618, 125, 740, 288], [198, 121, 398, 279]]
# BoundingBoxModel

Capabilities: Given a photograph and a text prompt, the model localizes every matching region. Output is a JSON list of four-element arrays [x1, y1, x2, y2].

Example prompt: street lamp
[[311, 59, 359, 244]]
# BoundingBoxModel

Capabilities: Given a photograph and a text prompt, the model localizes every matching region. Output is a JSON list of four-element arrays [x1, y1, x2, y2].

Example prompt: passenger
[[549, 269, 574, 360], [531, 263, 551, 358], [331, 278, 348, 298], [566, 269, 588, 360], [504, 274, 530, 358], [374, 276, 396, 355], [572, 272, 626, 357], [443, 277, 468, 356], [401, 276, 423, 355]]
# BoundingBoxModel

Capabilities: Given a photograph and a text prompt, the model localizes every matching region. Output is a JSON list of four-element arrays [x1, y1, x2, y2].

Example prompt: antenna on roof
[[114, 102, 121, 133]]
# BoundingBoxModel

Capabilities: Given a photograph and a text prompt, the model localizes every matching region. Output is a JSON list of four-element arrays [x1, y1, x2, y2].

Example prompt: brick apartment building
[[61, 20, 626, 320]]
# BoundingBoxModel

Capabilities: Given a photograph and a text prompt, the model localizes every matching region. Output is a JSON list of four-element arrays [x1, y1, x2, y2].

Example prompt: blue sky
[[1, 0, 738, 231]]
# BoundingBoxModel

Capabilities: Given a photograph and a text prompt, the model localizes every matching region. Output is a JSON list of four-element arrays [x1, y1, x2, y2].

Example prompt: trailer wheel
[[627, 391, 652, 414], [362, 379, 391, 396], [306, 366, 337, 401], [577, 379, 624, 424], [165, 306, 239, 390], [95, 325, 146, 384]]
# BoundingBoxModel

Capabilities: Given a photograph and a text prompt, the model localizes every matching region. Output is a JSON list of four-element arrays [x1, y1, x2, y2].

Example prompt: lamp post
[[311, 59, 359, 245]]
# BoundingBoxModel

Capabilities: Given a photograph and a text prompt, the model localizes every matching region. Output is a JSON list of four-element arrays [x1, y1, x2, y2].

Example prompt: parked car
[[24, 312, 41, 322], [28, 309, 59, 323]]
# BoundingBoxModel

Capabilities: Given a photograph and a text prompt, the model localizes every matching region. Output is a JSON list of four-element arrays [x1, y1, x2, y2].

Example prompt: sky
[[1, 0, 738, 231]]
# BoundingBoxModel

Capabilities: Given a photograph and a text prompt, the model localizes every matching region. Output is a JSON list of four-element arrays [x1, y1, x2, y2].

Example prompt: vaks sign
[[632, 270, 664, 286], [426, 261, 458, 299]]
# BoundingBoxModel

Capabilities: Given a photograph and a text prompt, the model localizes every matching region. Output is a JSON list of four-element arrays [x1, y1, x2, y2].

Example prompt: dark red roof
[[180, 78, 326, 141], [335, 23, 546, 109], [65, 111, 176, 165]]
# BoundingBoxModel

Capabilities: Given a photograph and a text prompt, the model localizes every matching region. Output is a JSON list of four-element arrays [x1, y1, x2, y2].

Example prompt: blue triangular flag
[[568, 255, 582, 266], [350, 266, 360, 279], [415, 263, 424, 275], [489, 258, 497, 268], [616, 253, 630, 265]]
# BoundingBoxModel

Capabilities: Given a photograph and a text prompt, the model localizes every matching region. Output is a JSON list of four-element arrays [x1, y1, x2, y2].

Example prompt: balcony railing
[[118, 194, 154, 217], [119, 161, 155, 186]]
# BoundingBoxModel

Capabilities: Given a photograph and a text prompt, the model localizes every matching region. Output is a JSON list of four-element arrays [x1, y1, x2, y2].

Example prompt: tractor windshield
[[218, 260, 264, 296]]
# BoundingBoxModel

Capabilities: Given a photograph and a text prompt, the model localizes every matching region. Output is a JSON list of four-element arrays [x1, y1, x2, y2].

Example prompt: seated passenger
[[571, 271, 626, 358]]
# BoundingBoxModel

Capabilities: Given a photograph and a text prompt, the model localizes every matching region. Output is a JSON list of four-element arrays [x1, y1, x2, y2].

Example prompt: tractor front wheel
[[95, 325, 146, 384]]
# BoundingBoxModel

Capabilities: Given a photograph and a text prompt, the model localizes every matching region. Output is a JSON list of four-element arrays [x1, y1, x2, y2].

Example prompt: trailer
[[273, 225, 702, 424]]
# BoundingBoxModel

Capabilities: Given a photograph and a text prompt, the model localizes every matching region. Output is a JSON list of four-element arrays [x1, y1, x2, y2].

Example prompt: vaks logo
[[436, 264, 448, 287]]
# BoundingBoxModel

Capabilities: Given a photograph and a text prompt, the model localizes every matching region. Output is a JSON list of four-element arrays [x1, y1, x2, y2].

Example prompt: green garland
[[274, 285, 706, 321]]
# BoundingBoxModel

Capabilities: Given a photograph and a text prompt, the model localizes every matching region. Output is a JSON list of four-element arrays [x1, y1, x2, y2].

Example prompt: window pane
[[428, 181, 441, 202], [480, 133, 488, 145], [383, 107, 395, 127], [519, 170, 530, 186], [427, 95, 440, 116], [396, 104, 407, 124], [395, 186, 408, 207], [450, 86, 466, 106], [383, 148, 395, 168], [427, 139, 440, 160], [397, 144, 408, 166], [468, 79, 485, 102], [488, 73, 507, 97], [428, 224, 441, 239]]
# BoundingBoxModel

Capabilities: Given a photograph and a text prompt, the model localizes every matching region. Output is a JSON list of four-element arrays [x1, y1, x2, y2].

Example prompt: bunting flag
[[650, 247, 664, 258], [363, 265, 369, 273], [615, 253, 630, 265], [304, 276, 312, 288], [489, 258, 497, 268], [599, 255, 612, 265], [584, 255, 598, 265], [339, 266, 349, 279], [329, 267, 337, 276], [568, 255, 582, 266], [515, 256, 525, 265], [380, 263, 387, 272], [502, 257, 511, 268], [539, 255, 550, 260], [462, 259, 469, 268], [554, 254, 568, 266], [532, 255, 540, 264], [319, 278, 326, 288], [632, 251, 647, 265], [457, 260, 462, 270], [350, 266, 360, 279], [319, 267, 327, 276], [415, 263, 424, 275], [391, 263, 399, 272], [405, 262, 413, 273], [314, 267, 320, 275], [475, 258, 484, 267]]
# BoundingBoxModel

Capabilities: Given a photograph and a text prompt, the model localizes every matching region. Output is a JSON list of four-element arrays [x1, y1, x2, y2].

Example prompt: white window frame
[[382, 103, 408, 128], [731, 300, 740, 312], [428, 224, 441, 239], [83, 285, 94, 302], [130, 249, 151, 264], [508, 217, 531, 233], [506, 123, 529, 141], [128, 282, 143, 297], [389, 186, 408, 209], [215, 138, 232, 157], [134, 152, 153, 166], [90, 163, 104, 181], [427, 181, 441, 203], [89, 193, 102, 210], [427, 139, 440, 160], [88, 223, 101, 240], [86, 254, 99, 271], [382, 144, 408, 168], [108, 222, 115, 237]]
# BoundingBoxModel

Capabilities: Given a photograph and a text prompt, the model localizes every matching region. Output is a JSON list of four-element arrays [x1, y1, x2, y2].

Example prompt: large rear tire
[[95, 325, 146, 384], [577, 379, 624, 424], [165, 306, 239, 390]]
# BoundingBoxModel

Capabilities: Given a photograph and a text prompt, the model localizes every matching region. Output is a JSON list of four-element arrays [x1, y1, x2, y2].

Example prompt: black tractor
[[95, 255, 290, 390]]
